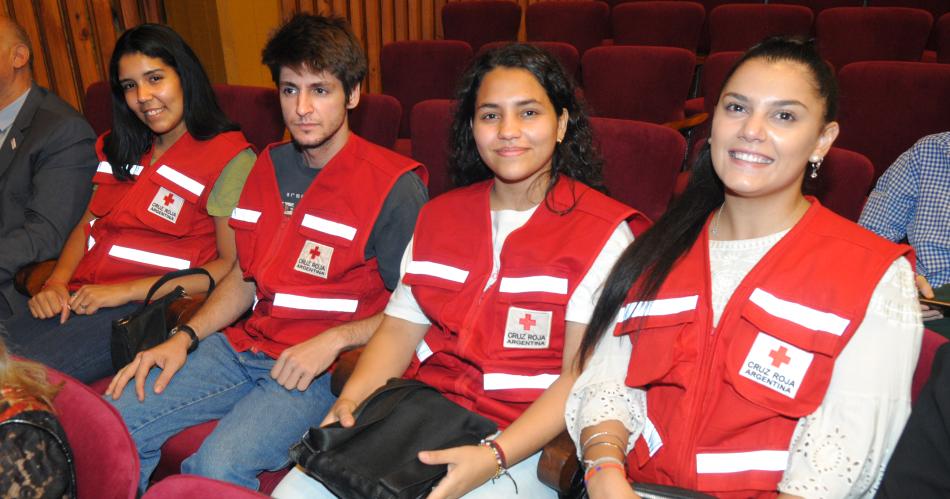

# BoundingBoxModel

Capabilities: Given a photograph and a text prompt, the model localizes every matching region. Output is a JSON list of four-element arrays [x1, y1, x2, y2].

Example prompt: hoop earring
[[808, 156, 823, 179]]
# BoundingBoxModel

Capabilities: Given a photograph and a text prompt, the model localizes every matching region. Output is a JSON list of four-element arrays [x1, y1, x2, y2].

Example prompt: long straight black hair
[[577, 37, 839, 368], [103, 24, 239, 181]]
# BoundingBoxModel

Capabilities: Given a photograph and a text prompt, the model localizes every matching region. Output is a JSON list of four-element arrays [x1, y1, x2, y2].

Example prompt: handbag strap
[[141, 268, 215, 307]]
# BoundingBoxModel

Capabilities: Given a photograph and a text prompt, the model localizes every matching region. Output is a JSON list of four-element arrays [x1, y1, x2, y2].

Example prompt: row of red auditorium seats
[[444, 2, 950, 58]]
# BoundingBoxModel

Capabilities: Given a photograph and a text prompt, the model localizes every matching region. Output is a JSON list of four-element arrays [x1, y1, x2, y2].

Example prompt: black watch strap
[[172, 325, 199, 354]]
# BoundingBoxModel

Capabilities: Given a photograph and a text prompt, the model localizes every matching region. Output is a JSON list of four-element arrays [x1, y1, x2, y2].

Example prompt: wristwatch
[[170, 325, 199, 354]]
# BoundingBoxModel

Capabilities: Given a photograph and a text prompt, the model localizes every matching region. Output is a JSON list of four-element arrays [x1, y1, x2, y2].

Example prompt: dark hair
[[103, 24, 239, 181], [448, 43, 605, 202], [261, 14, 367, 100], [578, 36, 839, 368]]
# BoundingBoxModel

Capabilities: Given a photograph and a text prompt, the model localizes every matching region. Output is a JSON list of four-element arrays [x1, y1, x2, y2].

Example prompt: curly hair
[[448, 43, 605, 203]]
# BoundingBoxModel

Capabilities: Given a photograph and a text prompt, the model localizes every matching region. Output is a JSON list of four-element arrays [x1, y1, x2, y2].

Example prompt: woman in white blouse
[[567, 36, 921, 499]]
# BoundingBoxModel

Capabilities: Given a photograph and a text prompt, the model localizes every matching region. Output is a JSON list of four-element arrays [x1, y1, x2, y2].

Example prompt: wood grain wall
[[5, 0, 589, 110]]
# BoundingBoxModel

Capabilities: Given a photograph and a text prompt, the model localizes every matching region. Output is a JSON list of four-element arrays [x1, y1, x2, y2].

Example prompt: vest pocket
[[267, 287, 360, 321], [693, 446, 788, 493], [134, 173, 200, 237], [477, 359, 560, 403], [622, 306, 697, 388], [724, 303, 842, 418], [229, 207, 261, 273]]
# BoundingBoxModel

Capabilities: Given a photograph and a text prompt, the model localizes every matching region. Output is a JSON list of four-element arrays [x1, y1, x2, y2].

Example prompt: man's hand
[[321, 398, 358, 428], [270, 330, 344, 390], [419, 444, 498, 499], [28, 283, 70, 321], [107, 332, 191, 401], [917, 274, 945, 321], [69, 283, 134, 315]]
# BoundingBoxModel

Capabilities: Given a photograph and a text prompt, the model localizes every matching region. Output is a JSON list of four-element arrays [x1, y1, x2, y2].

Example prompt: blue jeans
[[1, 299, 139, 383], [108, 332, 337, 491], [271, 450, 555, 498]]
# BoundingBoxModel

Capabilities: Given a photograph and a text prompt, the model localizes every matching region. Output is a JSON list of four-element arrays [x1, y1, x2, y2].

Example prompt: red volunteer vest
[[70, 131, 250, 289], [225, 135, 426, 358], [617, 200, 910, 498], [406, 178, 644, 427]]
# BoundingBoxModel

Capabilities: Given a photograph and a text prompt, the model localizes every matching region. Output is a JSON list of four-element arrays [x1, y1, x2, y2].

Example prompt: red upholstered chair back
[[807, 147, 874, 222], [211, 84, 284, 152], [381, 40, 473, 138], [693, 0, 760, 54], [770, 0, 864, 17], [937, 13, 950, 63], [835, 61, 950, 182], [700, 51, 743, 114], [526, 1, 609, 57], [611, 1, 706, 53], [582, 46, 695, 124], [82, 81, 284, 152], [349, 93, 402, 150], [591, 117, 686, 221], [442, 1, 521, 52], [47, 368, 138, 499], [913, 329, 949, 403], [816, 7, 934, 70], [410, 99, 455, 199], [709, 4, 813, 54], [83, 80, 112, 136], [479, 41, 581, 82], [144, 475, 268, 498]]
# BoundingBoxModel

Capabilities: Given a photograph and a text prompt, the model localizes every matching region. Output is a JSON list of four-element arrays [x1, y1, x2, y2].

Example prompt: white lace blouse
[[565, 230, 922, 498]]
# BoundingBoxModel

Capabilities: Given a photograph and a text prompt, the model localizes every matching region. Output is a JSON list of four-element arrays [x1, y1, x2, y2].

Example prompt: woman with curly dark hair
[[273, 44, 646, 498]]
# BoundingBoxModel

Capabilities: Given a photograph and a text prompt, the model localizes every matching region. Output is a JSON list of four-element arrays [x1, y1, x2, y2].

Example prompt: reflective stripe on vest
[[230, 207, 262, 223], [87, 219, 97, 250], [499, 275, 568, 294], [695, 450, 790, 474], [272, 292, 359, 313], [483, 372, 558, 391], [416, 339, 434, 362], [107, 245, 190, 270], [301, 214, 357, 241], [155, 165, 205, 197], [749, 288, 850, 336], [643, 415, 663, 457], [97, 161, 143, 176], [619, 295, 698, 321], [406, 260, 469, 284]]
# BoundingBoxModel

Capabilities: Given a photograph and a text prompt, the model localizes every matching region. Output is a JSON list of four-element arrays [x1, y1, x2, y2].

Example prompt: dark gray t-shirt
[[269, 142, 427, 290]]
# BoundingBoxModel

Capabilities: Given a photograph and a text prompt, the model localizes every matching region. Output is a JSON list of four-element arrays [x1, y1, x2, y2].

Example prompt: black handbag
[[289, 378, 498, 499], [110, 268, 214, 371]]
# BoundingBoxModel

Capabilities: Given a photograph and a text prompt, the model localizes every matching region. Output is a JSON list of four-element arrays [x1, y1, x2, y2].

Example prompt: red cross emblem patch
[[148, 187, 185, 223], [739, 332, 814, 398], [294, 240, 332, 279], [504, 306, 553, 349]]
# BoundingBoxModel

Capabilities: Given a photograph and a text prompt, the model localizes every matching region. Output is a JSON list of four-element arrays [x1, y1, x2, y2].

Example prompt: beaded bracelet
[[583, 462, 626, 485], [479, 438, 518, 493]]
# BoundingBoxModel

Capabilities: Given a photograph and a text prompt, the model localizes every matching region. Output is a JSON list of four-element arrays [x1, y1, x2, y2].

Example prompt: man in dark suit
[[0, 17, 97, 318]]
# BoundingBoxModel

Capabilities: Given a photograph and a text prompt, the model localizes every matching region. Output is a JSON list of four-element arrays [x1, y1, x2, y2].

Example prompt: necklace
[[710, 204, 724, 237]]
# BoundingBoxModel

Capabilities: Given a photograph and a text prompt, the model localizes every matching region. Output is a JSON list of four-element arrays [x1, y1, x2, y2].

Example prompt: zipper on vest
[[457, 272, 494, 360]]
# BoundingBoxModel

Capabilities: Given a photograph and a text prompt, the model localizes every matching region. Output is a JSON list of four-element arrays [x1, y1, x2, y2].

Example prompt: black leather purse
[[290, 378, 498, 499], [110, 268, 214, 371]]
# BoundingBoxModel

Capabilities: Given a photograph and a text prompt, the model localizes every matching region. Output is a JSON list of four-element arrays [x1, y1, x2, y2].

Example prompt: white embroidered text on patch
[[503, 306, 553, 349], [739, 332, 813, 398], [148, 187, 185, 223], [294, 240, 333, 279]]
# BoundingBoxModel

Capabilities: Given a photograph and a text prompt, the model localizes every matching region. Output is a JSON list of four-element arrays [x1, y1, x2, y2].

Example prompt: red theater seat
[[144, 474, 267, 498], [816, 7, 934, 70], [410, 99, 455, 199], [381, 40, 473, 138], [46, 368, 138, 499], [937, 13, 950, 63], [591, 117, 686, 222], [349, 93, 402, 150], [526, 1, 609, 57], [582, 46, 695, 124], [770, 0, 864, 17], [442, 0, 521, 52], [708, 4, 813, 54], [611, 1, 705, 53], [835, 61, 950, 182], [808, 147, 875, 222]]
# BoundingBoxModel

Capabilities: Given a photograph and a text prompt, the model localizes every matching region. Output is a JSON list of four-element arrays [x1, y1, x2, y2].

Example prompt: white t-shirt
[[565, 230, 922, 498], [386, 205, 635, 326]]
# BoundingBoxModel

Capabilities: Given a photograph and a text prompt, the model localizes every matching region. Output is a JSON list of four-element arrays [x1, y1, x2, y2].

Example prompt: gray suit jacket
[[0, 83, 96, 313]]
